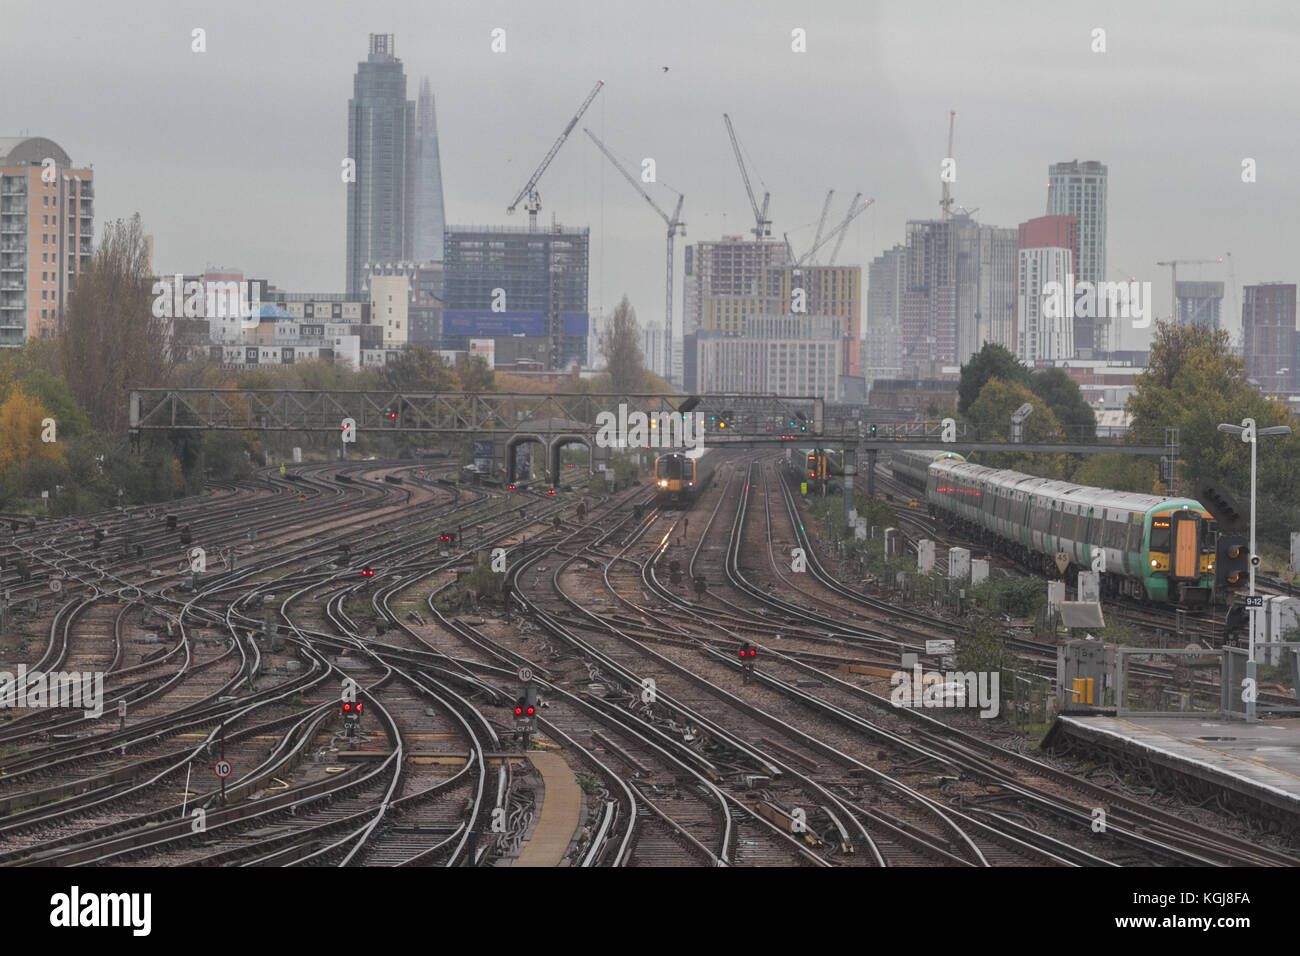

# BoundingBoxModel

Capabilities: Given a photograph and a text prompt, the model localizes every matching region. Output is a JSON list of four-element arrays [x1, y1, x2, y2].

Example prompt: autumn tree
[[456, 355, 495, 393], [0, 390, 63, 472], [600, 296, 645, 394], [59, 214, 164, 433]]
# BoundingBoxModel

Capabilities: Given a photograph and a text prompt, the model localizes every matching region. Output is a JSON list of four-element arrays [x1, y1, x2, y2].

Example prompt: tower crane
[[722, 113, 772, 239], [828, 195, 874, 265], [584, 128, 686, 384], [806, 189, 835, 265], [1225, 252, 1240, 337], [1156, 257, 1223, 322], [507, 81, 605, 231], [940, 110, 956, 221]]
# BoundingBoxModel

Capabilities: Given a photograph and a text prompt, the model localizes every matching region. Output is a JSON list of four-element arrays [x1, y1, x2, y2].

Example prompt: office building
[[345, 34, 416, 297]]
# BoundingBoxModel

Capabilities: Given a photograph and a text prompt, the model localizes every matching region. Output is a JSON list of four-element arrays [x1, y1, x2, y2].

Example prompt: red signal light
[[514, 705, 523, 716], [508, 484, 516, 490], [355, 702, 363, 714], [526, 705, 535, 716], [547, 489, 555, 495], [748, 649, 756, 657], [343, 702, 352, 712]]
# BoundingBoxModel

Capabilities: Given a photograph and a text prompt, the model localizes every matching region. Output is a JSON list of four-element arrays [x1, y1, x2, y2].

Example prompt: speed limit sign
[[213, 759, 232, 778], [517, 666, 534, 683]]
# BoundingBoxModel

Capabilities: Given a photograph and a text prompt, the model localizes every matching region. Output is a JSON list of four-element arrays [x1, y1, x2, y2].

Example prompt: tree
[[379, 346, 459, 393], [59, 214, 164, 433], [599, 295, 644, 394], [1030, 367, 1096, 441], [0, 390, 63, 472], [1126, 321, 1300, 541], [456, 355, 495, 393], [966, 378, 1067, 476], [957, 343, 1030, 414], [18, 370, 91, 439]]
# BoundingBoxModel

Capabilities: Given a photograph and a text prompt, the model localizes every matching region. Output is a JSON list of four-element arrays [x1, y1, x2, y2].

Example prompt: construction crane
[[807, 190, 835, 265], [723, 113, 771, 239], [1225, 251, 1240, 336], [790, 193, 864, 266], [584, 128, 685, 383], [828, 195, 874, 265], [507, 80, 605, 231], [940, 110, 956, 220], [1156, 257, 1223, 322]]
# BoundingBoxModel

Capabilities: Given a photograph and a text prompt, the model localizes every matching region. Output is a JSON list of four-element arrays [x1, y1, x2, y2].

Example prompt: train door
[[1171, 510, 1200, 582]]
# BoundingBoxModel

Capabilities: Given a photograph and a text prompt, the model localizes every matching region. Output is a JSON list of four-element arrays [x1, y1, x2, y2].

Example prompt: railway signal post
[[513, 672, 539, 750], [1218, 417, 1292, 722]]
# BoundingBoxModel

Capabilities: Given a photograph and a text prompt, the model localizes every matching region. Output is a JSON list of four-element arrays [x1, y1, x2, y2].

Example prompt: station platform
[[513, 751, 584, 867], [1047, 714, 1300, 819]]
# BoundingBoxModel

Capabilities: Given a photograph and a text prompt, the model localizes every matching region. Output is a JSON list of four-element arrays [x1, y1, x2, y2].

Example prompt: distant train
[[891, 449, 1217, 604], [654, 449, 714, 506]]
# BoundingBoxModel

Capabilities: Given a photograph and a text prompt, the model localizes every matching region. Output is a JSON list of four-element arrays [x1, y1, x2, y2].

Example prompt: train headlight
[[1150, 559, 1159, 568], [658, 480, 668, 488]]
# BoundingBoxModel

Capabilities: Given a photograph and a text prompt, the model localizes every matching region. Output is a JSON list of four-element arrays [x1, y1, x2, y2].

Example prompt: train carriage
[[920, 457, 1216, 604]]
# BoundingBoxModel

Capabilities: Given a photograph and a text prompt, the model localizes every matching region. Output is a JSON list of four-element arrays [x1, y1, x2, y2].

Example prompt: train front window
[[662, 457, 684, 479], [1202, 519, 1217, 551], [1150, 519, 1171, 552]]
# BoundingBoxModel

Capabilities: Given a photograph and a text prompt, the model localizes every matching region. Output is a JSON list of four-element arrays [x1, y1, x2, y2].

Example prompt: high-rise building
[[641, 322, 668, 380], [1046, 160, 1108, 354], [967, 224, 1017, 358], [865, 245, 906, 381], [1241, 283, 1297, 395], [895, 214, 1015, 376], [413, 77, 446, 263], [682, 238, 791, 337], [345, 34, 416, 297], [1016, 247, 1074, 362], [1017, 215, 1079, 363], [442, 224, 590, 369], [0, 137, 94, 347], [1175, 281, 1224, 329]]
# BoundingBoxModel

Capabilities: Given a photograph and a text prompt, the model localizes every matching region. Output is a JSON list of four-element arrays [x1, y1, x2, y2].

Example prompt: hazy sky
[[5, 0, 1299, 353]]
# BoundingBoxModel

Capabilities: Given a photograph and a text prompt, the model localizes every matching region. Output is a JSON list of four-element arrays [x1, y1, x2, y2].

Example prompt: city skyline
[[3, 0, 1298, 356]]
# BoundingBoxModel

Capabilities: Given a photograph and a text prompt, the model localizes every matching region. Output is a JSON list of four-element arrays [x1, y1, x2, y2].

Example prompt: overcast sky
[[5, 0, 1299, 353]]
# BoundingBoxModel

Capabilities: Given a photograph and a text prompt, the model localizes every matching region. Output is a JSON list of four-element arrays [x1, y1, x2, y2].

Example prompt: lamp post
[[1216, 417, 1292, 723]]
